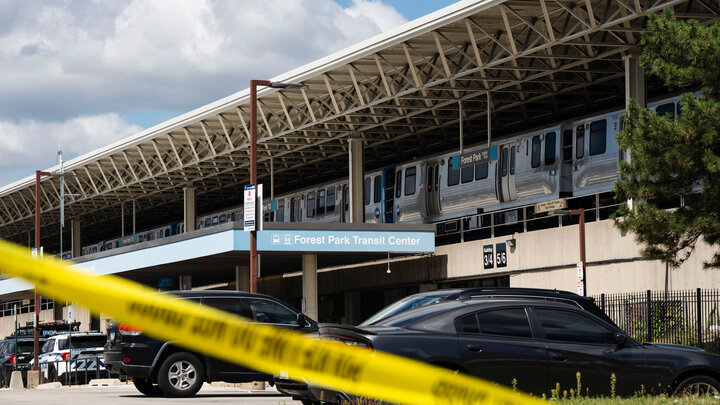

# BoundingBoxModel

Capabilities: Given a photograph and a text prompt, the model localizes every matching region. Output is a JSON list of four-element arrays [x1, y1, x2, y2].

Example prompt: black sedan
[[315, 299, 720, 401]]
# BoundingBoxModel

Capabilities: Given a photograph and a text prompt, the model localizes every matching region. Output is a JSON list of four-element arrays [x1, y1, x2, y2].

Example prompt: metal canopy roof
[[1, 0, 718, 246]]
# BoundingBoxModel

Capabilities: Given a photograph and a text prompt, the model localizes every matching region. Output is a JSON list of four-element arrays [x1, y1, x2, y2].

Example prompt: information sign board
[[534, 198, 567, 214], [243, 184, 256, 231]]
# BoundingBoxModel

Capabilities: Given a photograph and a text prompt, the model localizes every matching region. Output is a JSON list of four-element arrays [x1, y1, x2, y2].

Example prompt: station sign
[[534, 198, 567, 214], [258, 230, 435, 253], [243, 184, 256, 231]]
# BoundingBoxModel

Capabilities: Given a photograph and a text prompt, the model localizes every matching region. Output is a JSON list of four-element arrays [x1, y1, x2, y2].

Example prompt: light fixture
[[387, 252, 391, 274], [506, 238, 516, 248]]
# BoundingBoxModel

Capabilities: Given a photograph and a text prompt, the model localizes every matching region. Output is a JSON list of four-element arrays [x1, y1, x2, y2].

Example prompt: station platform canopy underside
[[0, 223, 435, 297], [0, 0, 719, 251]]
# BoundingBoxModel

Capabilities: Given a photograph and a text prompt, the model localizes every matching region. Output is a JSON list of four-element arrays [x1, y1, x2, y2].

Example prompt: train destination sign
[[534, 198, 567, 214], [451, 146, 498, 169]]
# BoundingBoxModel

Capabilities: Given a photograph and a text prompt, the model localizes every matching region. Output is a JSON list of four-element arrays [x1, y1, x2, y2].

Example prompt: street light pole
[[249, 80, 269, 294], [34, 170, 50, 371], [249, 80, 306, 294]]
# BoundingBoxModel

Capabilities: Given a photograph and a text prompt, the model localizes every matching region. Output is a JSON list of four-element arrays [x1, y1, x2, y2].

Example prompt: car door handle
[[466, 344, 483, 352]]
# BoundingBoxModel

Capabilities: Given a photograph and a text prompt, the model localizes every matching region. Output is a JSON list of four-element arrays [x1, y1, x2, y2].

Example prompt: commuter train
[[64, 95, 682, 258]]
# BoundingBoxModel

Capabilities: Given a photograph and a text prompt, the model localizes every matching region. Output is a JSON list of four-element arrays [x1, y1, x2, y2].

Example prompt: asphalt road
[[0, 384, 302, 404]]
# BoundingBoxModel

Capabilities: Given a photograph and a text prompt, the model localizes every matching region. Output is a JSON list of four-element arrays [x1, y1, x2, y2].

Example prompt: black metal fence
[[593, 289, 720, 353]]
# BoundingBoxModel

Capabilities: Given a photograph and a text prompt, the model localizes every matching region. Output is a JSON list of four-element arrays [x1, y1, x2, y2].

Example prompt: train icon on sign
[[283, 234, 292, 245], [272, 234, 280, 245]]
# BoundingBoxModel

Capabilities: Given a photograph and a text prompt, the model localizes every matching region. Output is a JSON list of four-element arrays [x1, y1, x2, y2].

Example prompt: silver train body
[[67, 96, 682, 258]]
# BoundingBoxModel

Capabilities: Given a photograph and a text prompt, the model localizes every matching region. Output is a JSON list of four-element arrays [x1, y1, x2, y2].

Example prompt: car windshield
[[360, 292, 454, 326], [58, 336, 106, 351], [370, 301, 465, 328]]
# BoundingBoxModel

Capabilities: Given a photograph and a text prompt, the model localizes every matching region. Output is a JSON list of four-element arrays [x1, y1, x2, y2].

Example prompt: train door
[[290, 196, 302, 222], [382, 166, 396, 223], [496, 143, 517, 202], [560, 121, 574, 195], [341, 184, 350, 223], [425, 161, 441, 216]]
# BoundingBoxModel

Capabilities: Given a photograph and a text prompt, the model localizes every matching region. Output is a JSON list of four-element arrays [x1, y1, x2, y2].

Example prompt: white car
[[29, 332, 107, 384]]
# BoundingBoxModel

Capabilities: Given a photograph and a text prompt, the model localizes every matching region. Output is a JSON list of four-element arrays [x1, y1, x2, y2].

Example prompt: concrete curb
[[88, 379, 123, 387], [9, 371, 23, 390], [37, 382, 62, 389]]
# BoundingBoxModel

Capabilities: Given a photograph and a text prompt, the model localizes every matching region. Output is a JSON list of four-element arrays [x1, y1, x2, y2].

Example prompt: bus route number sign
[[483, 245, 494, 269]]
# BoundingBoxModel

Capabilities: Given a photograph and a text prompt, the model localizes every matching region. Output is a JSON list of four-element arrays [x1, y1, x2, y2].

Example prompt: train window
[[427, 166, 434, 192], [212, 216, 219, 226], [205, 218, 212, 227], [589, 119, 607, 156], [510, 146, 516, 175], [343, 186, 349, 211], [576, 125, 585, 159], [562, 130, 573, 162], [364, 178, 370, 205], [157, 230, 163, 239], [501, 148, 508, 177], [219, 214, 227, 224], [461, 165, 473, 184], [656, 103, 675, 120], [447, 158, 460, 186], [475, 162, 488, 180], [373, 176, 381, 203], [290, 198, 298, 222], [396, 170, 402, 198], [307, 192, 316, 218], [531, 136, 541, 168], [405, 167, 417, 195], [277, 199, 285, 221], [317, 189, 325, 215], [545, 132, 556, 166], [327, 188, 336, 213], [165, 228, 170, 237]]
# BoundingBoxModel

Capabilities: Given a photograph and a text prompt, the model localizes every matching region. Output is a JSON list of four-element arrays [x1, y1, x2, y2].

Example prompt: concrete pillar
[[179, 275, 192, 291], [71, 220, 81, 258], [302, 254, 318, 320], [624, 48, 646, 108], [624, 48, 645, 211], [236, 265, 250, 291], [348, 137, 364, 223], [184, 187, 196, 233], [343, 290, 361, 325]]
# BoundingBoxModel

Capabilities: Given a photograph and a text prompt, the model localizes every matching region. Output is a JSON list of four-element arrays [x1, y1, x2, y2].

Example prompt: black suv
[[105, 290, 318, 397], [278, 287, 615, 404], [0, 337, 46, 386]]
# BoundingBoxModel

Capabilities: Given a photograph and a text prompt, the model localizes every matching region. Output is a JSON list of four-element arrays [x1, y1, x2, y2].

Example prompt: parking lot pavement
[[0, 384, 302, 404]]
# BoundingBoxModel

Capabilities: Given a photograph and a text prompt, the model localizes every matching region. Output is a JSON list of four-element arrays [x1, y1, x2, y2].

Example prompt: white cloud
[[0, 0, 408, 186], [0, 0, 408, 120], [0, 114, 143, 185]]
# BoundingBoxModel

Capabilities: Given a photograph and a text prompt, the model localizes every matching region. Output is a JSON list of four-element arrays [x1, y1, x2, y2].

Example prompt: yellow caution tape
[[0, 238, 543, 405]]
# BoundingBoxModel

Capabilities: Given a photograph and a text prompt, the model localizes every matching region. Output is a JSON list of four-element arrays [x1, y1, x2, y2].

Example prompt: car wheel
[[157, 353, 204, 397], [133, 377, 164, 396], [673, 375, 720, 397]]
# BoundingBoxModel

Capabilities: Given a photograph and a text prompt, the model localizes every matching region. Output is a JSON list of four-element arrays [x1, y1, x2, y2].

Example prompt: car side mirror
[[296, 313, 307, 329], [615, 332, 627, 346]]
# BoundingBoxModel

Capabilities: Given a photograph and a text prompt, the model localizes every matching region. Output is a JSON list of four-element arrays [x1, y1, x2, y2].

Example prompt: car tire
[[133, 377, 164, 396], [157, 353, 204, 397], [673, 375, 720, 396]]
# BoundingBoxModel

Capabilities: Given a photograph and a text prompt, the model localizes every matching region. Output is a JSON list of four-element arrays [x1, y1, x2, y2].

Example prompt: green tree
[[614, 10, 720, 268]]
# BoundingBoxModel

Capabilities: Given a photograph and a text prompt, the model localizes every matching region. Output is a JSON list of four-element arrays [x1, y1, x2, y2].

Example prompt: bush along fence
[[592, 289, 720, 353]]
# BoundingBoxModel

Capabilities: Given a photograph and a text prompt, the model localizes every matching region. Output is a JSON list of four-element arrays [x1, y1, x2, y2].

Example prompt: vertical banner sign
[[483, 245, 494, 269], [257, 184, 263, 231], [495, 243, 507, 268], [576, 261, 584, 296], [243, 184, 256, 231]]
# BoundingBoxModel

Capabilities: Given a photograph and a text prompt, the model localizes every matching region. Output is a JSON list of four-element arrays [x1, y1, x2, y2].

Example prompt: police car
[[30, 332, 107, 384]]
